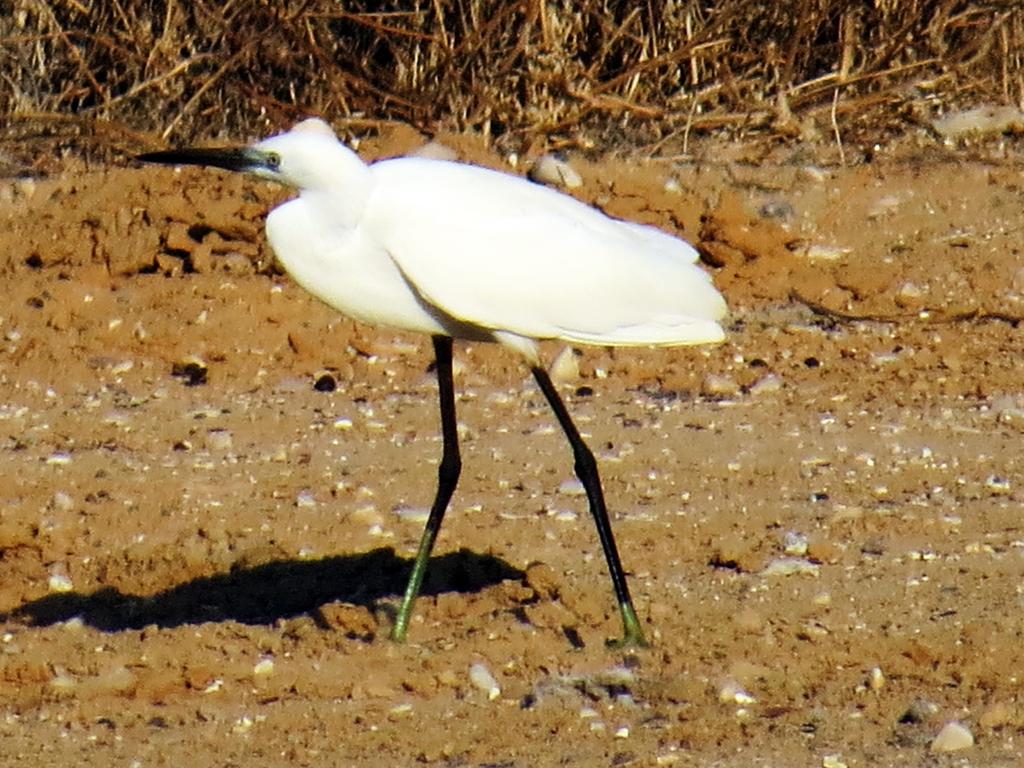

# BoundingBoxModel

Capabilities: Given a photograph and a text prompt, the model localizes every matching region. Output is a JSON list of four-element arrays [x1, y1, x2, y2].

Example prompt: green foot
[[390, 602, 413, 643], [606, 629, 651, 649], [606, 603, 650, 649]]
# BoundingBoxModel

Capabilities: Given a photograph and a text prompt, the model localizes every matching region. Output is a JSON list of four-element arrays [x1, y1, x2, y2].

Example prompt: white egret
[[137, 118, 727, 646]]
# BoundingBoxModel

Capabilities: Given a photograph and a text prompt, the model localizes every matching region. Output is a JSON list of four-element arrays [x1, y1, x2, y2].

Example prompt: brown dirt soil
[[1, 129, 1023, 766]]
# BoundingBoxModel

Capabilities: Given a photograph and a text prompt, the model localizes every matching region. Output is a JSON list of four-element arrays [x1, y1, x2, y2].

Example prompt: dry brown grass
[[1, 1, 1021, 166]]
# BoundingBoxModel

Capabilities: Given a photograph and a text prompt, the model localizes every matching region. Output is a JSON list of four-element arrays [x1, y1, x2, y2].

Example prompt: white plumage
[[258, 119, 726, 364]]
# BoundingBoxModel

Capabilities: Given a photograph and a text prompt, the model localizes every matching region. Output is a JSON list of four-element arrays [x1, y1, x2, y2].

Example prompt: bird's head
[[137, 118, 362, 192]]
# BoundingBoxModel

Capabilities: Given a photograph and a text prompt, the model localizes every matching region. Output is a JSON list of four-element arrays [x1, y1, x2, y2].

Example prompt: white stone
[[468, 662, 500, 700], [394, 505, 430, 523], [50, 491, 74, 512], [549, 346, 579, 383], [528, 155, 583, 189], [930, 721, 974, 752], [782, 531, 809, 557], [749, 374, 783, 395], [802, 244, 852, 261], [408, 141, 458, 162], [701, 374, 740, 398], [48, 573, 73, 593], [931, 105, 1024, 139], [868, 666, 885, 692], [206, 429, 233, 451], [718, 678, 756, 705], [557, 478, 586, 497], [761, 557, 819, 577]]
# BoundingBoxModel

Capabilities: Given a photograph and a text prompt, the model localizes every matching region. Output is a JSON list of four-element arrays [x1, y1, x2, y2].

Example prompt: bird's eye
[[266, 152, 281, 170]]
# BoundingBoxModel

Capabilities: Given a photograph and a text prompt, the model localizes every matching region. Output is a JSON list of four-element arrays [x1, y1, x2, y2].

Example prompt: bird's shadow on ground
[[6, 547, 522, 633]]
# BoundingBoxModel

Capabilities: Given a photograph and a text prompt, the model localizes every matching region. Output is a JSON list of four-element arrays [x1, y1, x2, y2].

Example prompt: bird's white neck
[[300, 143, 373, 231]]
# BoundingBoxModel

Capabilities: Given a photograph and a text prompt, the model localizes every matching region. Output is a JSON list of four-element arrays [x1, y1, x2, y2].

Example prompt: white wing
[[362, 158, 727, 347]]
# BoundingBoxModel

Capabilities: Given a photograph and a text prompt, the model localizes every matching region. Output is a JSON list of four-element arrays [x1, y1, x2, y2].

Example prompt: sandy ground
[[1, 127, 1023, 767]]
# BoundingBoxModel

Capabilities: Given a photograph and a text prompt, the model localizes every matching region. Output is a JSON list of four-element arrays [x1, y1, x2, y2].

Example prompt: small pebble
[[931, 105, 1024, 140], [614, 726, 630, 739], [802, 244, 851, 261], [867, 194, 906, 219], [701, 374, 740, 398], [557, 478, 586, 497], [758, 199, 794, 221], [206, 429, 233, 451], [895, 282, 924, 308], [15, 178, 37, 199], [49, 674, 76, 692], [103, 410, 131, 428], [295, 490, 317, 508], [761, 557, 819, 577], [985, 475, 1011, 495], [351, 505, 382, 526], [45, 452, 73, 466], [528, 154, 583, 189], [868, 666, 885, 692], [930, 721, 974, 752], [549, 346, 579, 383], [749, 374, 783, 395], [61, 616, 85, 631], [409, 141, 458, 162], [253, 657, 275, 677], [799, 166, 828, 183], [50, 491, 74, 512], [48, 573, 73, 593], [821, 756, 847, 768], [718, 678, 756, 705], [468, 662, 500, 700], [110, 359, 134, 374], [782, 531, 809, 557], [394, 505, 430, 523]]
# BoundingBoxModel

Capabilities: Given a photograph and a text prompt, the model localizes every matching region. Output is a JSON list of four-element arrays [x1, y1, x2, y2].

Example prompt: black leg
[[391, 335, 462, 642], [531, 366, 648, 647]]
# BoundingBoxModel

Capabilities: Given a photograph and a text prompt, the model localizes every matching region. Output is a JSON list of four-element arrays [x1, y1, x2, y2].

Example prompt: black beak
[[136, 147, 275, 174]]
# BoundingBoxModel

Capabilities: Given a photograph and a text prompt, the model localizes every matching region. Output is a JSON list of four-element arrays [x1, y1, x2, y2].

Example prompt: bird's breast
[[265, 199, 448, 335]]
